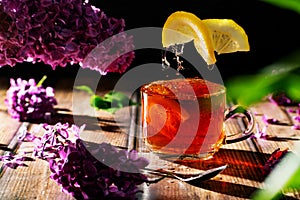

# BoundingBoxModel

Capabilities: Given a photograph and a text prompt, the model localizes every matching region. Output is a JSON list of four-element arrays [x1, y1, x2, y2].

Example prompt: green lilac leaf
[[76, 85, 139, 114], [74, 85, 95, 95], [104, 91, 130, 106], [104, 91, 140, 108], [90, 95, 110, 109]]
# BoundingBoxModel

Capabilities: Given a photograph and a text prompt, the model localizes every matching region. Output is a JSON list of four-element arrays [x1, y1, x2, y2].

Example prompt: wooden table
[[1, 75, 300, 200]]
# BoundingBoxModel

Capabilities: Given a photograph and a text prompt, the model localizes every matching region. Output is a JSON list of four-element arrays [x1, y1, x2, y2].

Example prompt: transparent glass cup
[[140, 78, 254, 161]]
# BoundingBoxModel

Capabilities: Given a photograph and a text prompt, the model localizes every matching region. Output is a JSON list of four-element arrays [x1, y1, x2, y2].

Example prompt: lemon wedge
[[203, 19, 250, 54], [162, 11, 216, 65], [162, 11, 250, 65]]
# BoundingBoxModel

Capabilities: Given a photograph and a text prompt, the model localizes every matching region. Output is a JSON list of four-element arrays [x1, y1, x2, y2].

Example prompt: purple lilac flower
[[20, 122, 149, 199], [50, 139, 148, 199], [0, 0, 135, 74], [4, 78, 57, 121], [262, 115, 280, 125], [81, 32, 135, 75], [268, 93, 296, 106], [291, 107, 300, 130], [293, 116, 300, 123], [31, 122, 81, 160], [268, 93, 300, 131], [0, 152, 34, 169], [292, 124, 300, 130], [252, 123, 268, 139]]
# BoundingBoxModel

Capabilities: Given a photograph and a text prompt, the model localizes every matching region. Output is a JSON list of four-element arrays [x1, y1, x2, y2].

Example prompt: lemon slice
[[162, 11, 216, 65], [162, 11, 250, 65], [203, 19, 250, 54]]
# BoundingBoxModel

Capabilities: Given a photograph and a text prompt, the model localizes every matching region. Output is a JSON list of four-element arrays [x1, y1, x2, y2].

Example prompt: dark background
[[0, 0, 299, 82]]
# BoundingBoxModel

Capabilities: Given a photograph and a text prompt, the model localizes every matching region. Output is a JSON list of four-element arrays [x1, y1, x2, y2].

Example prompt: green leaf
[[104, 91, 140, 108], [76, 84, 139, 114], [285, 74, 300, 102], [104, 91, 130, 107], [259, 49, 300, 76], [262, 0, 300, 15], [226, 73, 284, 106], [226, 49, 300, 106], [75, 85, 95, 95], [90, 95, 110, 109]]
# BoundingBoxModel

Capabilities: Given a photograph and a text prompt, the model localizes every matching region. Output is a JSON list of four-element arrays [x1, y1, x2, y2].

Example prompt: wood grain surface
[[1, 76, 300, 200]]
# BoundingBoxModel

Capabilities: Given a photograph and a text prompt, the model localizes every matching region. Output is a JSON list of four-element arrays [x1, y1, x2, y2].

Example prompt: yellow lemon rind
[[162, 11, 216, 65], [203, 19, 250, 54]]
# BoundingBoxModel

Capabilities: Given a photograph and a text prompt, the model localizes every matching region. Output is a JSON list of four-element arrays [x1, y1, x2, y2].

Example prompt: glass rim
[[140, 78, 226, 99]]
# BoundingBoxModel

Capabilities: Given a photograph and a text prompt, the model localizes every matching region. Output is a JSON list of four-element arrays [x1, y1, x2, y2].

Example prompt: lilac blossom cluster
[[81, 33, 135, 75], [4, 78, 57, 121], [18, 122, 149, 199], [0, 0, 135, 74]]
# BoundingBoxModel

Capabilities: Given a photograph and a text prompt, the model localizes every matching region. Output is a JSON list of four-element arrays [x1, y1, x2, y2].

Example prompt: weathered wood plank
[[0, 77, 22, 154], [0, 113, 22, 147], [0, 155, 73, 200], [250, 101, 300, 154]]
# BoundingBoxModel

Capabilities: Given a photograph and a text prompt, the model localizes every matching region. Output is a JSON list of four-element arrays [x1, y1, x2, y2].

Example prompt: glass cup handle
[[223, 105, 255, 144]]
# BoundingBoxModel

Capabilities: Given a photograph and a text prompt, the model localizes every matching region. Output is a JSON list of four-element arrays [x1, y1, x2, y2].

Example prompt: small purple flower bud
[[292, 125, 300, 130], [262, 115, 280, 125]]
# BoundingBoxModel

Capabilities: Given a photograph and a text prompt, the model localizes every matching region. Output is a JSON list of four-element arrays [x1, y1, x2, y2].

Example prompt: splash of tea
[[162, 44, 185, 72], [162, 44, 215, 72]]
